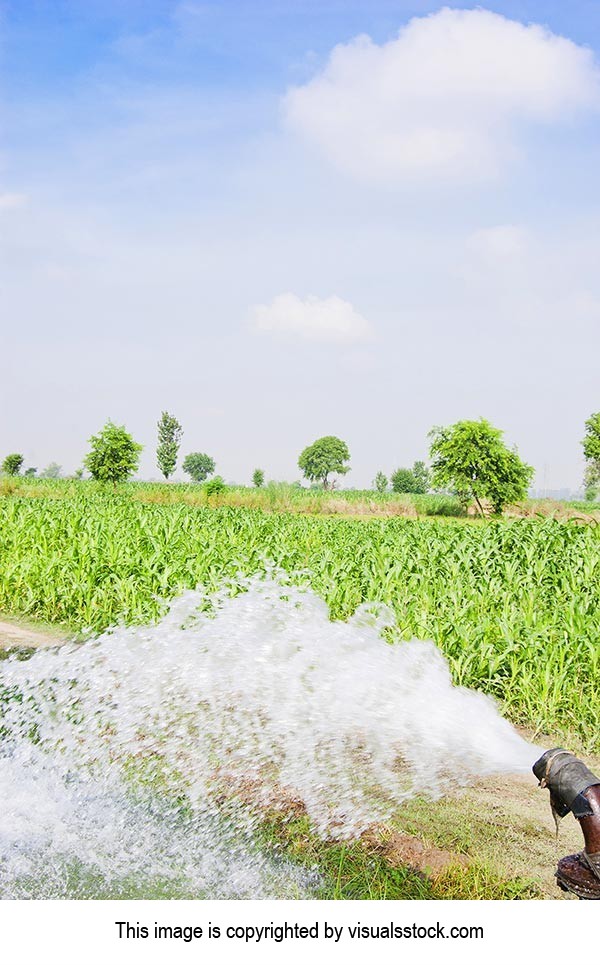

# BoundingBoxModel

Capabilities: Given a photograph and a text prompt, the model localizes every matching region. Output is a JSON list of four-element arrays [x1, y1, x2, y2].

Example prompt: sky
[[1, 1, 599, 488]]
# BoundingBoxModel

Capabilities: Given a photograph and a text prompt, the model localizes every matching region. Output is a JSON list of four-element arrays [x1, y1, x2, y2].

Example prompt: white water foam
[[0, 576, 540, 898]]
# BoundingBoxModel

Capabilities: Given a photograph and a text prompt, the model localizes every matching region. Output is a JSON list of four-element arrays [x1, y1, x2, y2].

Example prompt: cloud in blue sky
[[285, 8, 600, 182], [250, 293, 373, 343]]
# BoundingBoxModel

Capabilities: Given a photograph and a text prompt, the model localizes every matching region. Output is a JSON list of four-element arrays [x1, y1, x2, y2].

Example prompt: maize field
[[0, 488, 598, 749]]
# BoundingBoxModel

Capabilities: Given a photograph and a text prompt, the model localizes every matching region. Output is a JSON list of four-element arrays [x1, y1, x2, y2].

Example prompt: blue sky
[[1, 1, 599, 487]]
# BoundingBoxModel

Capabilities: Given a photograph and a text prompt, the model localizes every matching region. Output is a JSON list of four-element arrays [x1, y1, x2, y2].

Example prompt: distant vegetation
[[156, 411, 183, 481], [205, 475, 226, 496], [298, 435, 351, 489], [182, 452, 216, 483], [1, 453, 23, 476], [83, 421, 142, 489], [373, 471, 388, 493], [2, 411, 598, 508], [429, 419, 534, 515], [391, 461, 430, 494], [1, 476, 598, 523], [40, 462, 62, 479], [583, 412, 600, 501]]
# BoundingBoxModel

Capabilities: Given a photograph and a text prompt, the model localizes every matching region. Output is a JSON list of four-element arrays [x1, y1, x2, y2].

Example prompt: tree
[[298, 436, 350, 489], [391, 462, 429, 494], [1, 453, 24, 476], [156, 411, 183, 480], [429, 418, 533, 515], [583, 412, 600, 463], [182, 452, 215, 482], [24, 467, 37, 477], [582, 413, 600, 501], [84, 421, 143, 489], [391, 467, 417, 493], [252, 468, 265, 488], [374, 471, 388, 493], [412, 460, 430, 494], [40, 462, 62, 479], [584, 463, 599, 502]]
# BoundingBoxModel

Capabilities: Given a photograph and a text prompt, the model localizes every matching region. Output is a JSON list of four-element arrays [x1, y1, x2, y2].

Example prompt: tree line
[[2, 411, 600, 512]]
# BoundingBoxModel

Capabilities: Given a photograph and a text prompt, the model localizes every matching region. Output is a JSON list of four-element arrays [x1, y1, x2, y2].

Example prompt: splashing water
[[0, 577, 539, 898]]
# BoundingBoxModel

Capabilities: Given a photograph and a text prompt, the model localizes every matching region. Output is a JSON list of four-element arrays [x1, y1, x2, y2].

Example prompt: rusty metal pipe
[[580, 786, 600, 854], [533, 748, 600, 899]]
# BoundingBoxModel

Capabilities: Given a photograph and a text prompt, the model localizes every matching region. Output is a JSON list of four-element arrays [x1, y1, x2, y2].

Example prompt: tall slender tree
[[373, 471, 388, 493], [582, 413, 600, 501], [156, 411, 183, 480]]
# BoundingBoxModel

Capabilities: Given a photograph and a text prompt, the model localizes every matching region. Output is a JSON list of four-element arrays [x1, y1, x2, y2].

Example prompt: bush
[[205, 476, 226, 496], [391, 468, 417, 493]]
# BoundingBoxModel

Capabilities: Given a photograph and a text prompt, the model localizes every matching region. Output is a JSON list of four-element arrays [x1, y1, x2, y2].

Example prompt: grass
[[257, 811, 540, 900], [3, 476, 598, 521], [0, 475, 468, 516]]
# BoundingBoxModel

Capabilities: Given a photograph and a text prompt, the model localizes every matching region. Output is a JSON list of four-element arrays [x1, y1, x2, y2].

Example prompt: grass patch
[[257, 811, 539, 900]]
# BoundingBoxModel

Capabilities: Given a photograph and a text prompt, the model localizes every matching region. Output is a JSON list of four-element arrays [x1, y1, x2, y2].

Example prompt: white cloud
[[250, 293, 372, 343], [0, 192, 27, 211], [284, 7, 600, 183]]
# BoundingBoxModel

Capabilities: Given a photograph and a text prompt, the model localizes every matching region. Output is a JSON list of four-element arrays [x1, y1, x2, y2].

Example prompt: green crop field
[[0, 484, 598, 751]]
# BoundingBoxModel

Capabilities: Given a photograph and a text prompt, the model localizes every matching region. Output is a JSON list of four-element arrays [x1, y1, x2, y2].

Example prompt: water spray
[[533, 748, 600, 899], [1, 578, 543, 898]]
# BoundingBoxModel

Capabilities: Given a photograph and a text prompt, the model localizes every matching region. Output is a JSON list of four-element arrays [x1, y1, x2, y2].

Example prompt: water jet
[[1, 577, 542, 898]]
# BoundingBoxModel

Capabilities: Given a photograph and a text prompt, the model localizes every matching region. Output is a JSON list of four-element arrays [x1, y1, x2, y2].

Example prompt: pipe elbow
[[533, 748, 600, 818]]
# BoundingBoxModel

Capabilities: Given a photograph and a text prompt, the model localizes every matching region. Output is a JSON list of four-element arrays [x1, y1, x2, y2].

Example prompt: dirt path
[[0, 617, 70, 651]]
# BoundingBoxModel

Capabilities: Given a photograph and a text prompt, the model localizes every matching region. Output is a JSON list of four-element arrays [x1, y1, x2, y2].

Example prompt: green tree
[[584, 463, 599, 502], [156, 411, 183, 480], [24, 467, 37, 477], [412, 460, 430, 494], [252, 468, 265, 488], [40, 462, 62, 479], [298, 436, 350, 489], [1, 453, 24, 476], [391, 462, 429, 494], [429, 418, 533, 515], [391, 467, 417, 493], [182, 452, 215, 482], [374, 471, 388, 493], [582, 413, 600, 500], [84, 421, 143, 489]]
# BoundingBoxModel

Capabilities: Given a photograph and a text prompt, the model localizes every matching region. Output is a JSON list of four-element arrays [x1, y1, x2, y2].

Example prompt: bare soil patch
[[0, 616, 70, 652]]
